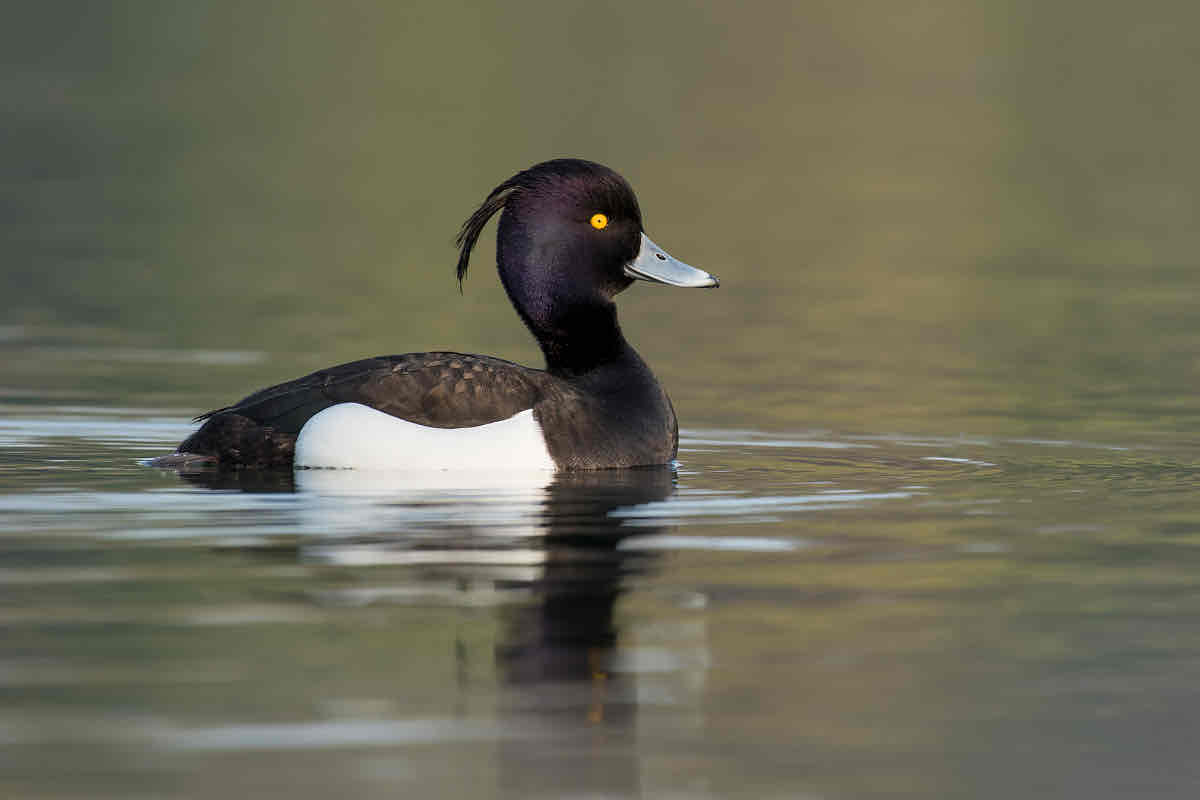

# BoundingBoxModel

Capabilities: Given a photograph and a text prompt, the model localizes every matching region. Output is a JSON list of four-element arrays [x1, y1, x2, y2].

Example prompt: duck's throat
[[533, 301, 629, 375]]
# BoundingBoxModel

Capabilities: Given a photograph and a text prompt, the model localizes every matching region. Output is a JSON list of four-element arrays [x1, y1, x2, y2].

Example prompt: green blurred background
[[4, 1, 1199, 439]]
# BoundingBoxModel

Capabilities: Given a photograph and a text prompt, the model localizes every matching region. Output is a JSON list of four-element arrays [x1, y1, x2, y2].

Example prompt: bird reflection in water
[[494, 468, 674, 799], [173, 464, 680, 797]]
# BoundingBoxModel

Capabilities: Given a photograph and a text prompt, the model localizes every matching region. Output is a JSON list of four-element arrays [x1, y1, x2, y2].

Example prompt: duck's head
[[456, 159, 718, 350]]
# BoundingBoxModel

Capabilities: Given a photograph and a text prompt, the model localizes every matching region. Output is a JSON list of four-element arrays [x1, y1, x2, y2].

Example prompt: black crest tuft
[[454, 179, 518, 290]]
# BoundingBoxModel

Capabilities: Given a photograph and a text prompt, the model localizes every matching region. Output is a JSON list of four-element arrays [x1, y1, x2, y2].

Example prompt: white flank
[[294, 403, 556, 471]]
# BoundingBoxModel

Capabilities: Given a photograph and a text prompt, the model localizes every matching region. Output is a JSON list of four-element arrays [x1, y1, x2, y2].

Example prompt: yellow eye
[[590, 213, 608, 230]]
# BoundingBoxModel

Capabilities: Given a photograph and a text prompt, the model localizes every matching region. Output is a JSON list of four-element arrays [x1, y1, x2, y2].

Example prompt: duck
[[162, 158, 719, 471]]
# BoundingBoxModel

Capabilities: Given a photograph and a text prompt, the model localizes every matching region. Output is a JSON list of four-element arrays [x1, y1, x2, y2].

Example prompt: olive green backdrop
[[4, 1, 1199, 438]]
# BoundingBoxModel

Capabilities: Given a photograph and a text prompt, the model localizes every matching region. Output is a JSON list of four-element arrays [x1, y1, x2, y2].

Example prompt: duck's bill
[[625, 233, 720, 288]]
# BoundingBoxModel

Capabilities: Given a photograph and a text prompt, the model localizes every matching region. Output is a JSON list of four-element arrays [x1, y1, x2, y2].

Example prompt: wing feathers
[[196, 353, 544, 435]]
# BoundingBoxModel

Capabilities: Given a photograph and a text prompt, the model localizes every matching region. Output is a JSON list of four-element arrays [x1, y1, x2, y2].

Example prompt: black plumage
[[161, 159, 715, 471]]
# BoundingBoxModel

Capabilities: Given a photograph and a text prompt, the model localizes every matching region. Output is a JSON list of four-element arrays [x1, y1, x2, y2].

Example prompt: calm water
[[4, 395, 1200, 798], [6, 1, 1200, 797]]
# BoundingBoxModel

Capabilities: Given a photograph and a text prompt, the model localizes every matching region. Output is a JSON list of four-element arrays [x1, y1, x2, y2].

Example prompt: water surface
[[5, 402, 1200, 799]]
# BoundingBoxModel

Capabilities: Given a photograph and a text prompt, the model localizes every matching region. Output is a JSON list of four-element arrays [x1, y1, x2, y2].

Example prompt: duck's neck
[[531, 300, 632, 377], [496, 218, 636, 376]]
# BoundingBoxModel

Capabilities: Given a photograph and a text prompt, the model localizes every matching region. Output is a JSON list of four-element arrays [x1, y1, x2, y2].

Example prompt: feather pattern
[[179, 353, 544, 468]]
